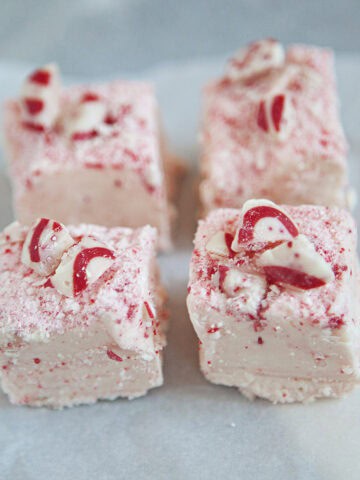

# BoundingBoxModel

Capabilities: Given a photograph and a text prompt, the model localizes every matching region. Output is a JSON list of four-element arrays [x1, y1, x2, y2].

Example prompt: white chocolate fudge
[[187, 200, 360, 403], [0, 219, 167, 408], [199, 39, 350, 213], [3, 64, 174, 250]]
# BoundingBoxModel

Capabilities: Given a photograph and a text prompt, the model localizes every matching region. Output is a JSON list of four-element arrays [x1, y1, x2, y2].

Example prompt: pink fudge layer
[[0, 223, 167, 408], [187, 206, 360, 403], [4, 80, 173, 250], [200, 43, 350, 212]]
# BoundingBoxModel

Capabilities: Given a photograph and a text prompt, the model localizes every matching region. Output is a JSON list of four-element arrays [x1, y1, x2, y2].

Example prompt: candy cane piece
[[258, 234, 334, 290], [51, 236, 115, 297], [21, 218, 75, 276], [232, 199, 299, 252]]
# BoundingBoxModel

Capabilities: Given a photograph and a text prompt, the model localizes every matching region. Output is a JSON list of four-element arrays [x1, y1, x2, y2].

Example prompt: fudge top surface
[[202, 44, 348, 193], [0, 222, 158, 346], [5, 80, 165, 193], [188, 205, 358, 331]]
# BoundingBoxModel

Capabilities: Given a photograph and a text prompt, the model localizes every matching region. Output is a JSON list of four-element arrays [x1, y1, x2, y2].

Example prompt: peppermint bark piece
[[0, 220, 167, 408], [187, 201, 360, 403], [4, 65, 175, 250], [199, 39, 351, 213]]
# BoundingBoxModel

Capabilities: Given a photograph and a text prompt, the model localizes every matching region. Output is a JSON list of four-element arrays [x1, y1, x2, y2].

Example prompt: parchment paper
[[0, 54, 359, 480]]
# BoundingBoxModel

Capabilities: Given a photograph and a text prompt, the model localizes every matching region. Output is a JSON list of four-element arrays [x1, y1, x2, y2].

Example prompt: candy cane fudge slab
[[3, 64, 174, 250], [0, 220, 167, 408], [199, 39, 350, 213], [187, 200, 360, 403]]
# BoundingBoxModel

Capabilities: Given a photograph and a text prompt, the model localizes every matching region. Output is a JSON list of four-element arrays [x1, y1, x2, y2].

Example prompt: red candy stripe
[[52, 222, 62, 232], [73, 247, 115, 296], [271, 94, 285, 132], [29, 69, 51, 86], [264, 266, 326, 290], [238, 206, 299, 244], [72, 130, 99, 141], [81, 92, 100, 103], [29, 218, 50, 262], [257, 94, 286, 133], [22, 121, 45, 132], [106, 349, 123, 362], [24, 98, 44, 115], [144, 301, 155, 319]]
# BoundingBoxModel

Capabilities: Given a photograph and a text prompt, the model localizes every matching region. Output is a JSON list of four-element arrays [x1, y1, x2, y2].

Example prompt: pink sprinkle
[[81, 92, 100, 103], [207, 326, 220, 334], [52, 221, 62, 232], [22, 121, 45, 133], [84, 162, 104, 170], [106, 349, 123, 362], [328, 316, 345, 330], [72, 130, 98, 141], [144, 301, 155, 319], [104, 113, 118, 125], [127, 304, 137, 320]]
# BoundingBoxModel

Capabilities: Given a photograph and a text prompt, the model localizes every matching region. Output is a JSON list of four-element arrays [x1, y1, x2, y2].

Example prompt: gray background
[[0, 0, 359, 76]]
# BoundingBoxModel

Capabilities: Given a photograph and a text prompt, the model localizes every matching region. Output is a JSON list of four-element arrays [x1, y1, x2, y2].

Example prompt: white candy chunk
[[226, 39, 285, 82], [65, 93, 107, 140], [206, 231, 232, 258], [21, 218, 75, 276], [257, 93, 294, 141], [0, 222, 25, 246], [220, 267, 266, 299], [232, 199, 299, 252], [20, 63, 61, 129], [258, 234, 334, 289], [51, 237, 115, 297]]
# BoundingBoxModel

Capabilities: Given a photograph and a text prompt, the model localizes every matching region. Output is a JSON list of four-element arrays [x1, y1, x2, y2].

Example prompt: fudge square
[[199, 39, 350, 213], [3, 64, 173, 250], [0, 219, 167, 408], [187, 199, 360, 403]]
